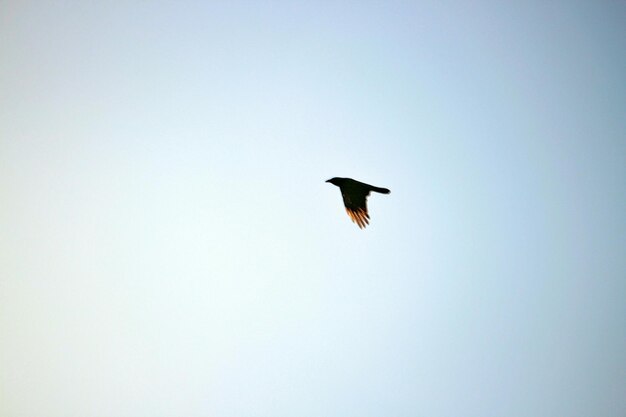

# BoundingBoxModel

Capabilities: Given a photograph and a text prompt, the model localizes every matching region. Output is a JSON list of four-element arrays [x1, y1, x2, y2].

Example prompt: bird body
[[326, 177, 390, 229]]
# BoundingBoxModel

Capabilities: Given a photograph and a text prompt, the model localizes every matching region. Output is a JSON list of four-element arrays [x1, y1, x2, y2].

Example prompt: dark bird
[[326, 177, 390, 229]]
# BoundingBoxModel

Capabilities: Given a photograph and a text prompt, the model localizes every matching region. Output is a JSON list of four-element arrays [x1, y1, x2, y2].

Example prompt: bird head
[[326, 177, 342, 186]]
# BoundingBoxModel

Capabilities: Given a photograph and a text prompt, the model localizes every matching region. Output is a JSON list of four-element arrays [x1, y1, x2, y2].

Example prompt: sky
[[1, 1, 625, 416]]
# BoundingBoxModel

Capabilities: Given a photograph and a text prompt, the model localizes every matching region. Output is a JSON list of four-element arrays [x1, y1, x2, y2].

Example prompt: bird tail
[[371, 186, 390, 194]]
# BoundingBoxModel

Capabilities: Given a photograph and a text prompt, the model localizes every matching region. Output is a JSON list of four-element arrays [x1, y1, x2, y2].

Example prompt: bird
[[326, 177, 390, 229]]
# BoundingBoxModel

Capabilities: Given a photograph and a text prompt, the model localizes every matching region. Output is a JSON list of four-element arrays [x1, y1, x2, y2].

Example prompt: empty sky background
[[1, 1, 624, 416]]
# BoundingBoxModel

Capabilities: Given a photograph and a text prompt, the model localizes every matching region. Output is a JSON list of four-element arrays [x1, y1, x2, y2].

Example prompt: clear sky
[[1, 2, 624, 416]]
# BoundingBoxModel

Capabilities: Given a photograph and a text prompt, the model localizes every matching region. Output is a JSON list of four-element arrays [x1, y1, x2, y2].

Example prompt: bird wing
[[340, 186, 370, 229]]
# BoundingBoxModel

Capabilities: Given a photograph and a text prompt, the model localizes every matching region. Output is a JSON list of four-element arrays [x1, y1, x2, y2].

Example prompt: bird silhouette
[[326, 177, 390, 229]]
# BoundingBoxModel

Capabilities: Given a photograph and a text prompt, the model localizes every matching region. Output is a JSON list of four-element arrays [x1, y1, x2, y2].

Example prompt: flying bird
[[326, 177, 390, 229]]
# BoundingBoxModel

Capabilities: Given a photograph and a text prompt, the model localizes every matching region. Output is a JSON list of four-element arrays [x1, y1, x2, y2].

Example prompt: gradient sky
[[1, 2, 625, 416]]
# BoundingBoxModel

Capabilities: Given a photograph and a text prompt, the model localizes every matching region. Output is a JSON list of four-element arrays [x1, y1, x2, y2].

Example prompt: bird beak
[[325, 179, 331, 183]]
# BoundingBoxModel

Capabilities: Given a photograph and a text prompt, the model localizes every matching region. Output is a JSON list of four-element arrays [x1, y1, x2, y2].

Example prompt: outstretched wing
[[340, 186, 370, 229]]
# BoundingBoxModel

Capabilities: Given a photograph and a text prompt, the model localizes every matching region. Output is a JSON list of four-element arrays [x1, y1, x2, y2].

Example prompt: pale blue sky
[[1, 2, 624, 416]]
